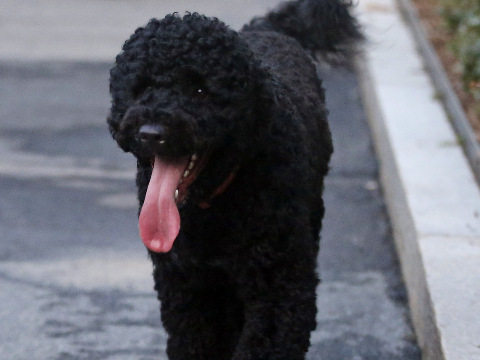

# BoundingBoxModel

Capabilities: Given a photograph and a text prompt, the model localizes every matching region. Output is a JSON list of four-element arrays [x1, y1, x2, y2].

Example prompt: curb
[[355, 0, 480, 359], [396, 0, 480, 185]]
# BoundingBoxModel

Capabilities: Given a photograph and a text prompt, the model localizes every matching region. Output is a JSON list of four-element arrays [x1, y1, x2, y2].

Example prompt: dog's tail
[[243, 0, 363, 54]]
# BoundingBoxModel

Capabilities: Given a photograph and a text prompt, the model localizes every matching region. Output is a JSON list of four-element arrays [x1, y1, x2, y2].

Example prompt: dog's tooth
[[183, 170, 190, 178], [174, 189, 179, 200], [191, 154, 198, 161], [188, 161, 195, 170]]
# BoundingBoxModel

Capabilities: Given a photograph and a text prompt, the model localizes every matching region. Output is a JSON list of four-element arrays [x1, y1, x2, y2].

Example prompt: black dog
[[108, 0, 361, 358]]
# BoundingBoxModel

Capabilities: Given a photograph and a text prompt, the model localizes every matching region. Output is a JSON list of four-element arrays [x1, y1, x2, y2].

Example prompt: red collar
[[198, 167, 239, 209]]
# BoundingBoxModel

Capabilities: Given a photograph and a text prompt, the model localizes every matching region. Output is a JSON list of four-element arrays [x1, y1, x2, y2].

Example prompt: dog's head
[[108, 13, 263, 154], [108, 13, 269, 252]]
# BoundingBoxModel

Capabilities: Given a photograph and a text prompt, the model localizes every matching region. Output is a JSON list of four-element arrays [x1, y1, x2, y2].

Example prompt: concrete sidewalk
[[357, 0, 480, 359]]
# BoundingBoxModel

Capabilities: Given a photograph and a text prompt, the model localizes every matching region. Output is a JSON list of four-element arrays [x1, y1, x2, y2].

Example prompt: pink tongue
[[139, 156, 188, 253]]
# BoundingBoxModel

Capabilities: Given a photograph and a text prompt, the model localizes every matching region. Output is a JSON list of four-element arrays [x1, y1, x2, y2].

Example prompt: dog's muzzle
[[120, 104, 199, 158], [138, 124, 167, 145]]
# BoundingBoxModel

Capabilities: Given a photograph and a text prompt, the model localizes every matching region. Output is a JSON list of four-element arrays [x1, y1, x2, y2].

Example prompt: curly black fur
[[244, 0, 363, 53], [108, 1, 361, 359]]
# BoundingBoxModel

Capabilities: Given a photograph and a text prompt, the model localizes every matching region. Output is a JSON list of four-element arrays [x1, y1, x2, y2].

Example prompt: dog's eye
[[179, 70, 209, 99], [190, 83, 209, 99], [187, 80, 207, 97]]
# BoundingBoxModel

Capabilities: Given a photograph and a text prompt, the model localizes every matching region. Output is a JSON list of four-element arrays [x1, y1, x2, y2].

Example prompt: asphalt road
[[0, 1, 421, 359]]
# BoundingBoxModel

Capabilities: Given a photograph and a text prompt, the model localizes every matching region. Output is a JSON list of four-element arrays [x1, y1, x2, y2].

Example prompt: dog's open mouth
[[138, 153, 207, 253]]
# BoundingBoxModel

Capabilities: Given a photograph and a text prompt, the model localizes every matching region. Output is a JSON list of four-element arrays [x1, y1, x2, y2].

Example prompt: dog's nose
[[139, 124, 166, 144]]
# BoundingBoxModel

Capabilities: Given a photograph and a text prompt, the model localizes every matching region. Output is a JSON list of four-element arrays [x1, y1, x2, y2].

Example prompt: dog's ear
[[252, 68, 275, 129], [107, 114, 132, 153], [106, 114, 116, 141]]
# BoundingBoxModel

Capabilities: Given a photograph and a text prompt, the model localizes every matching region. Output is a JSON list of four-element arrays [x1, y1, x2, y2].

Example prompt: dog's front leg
[[232, 252, 319, 360], [153, 260, 244, 360]]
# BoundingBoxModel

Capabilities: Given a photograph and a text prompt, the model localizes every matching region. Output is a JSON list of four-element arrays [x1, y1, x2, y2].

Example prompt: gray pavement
[[0, 1, 420, 359]]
